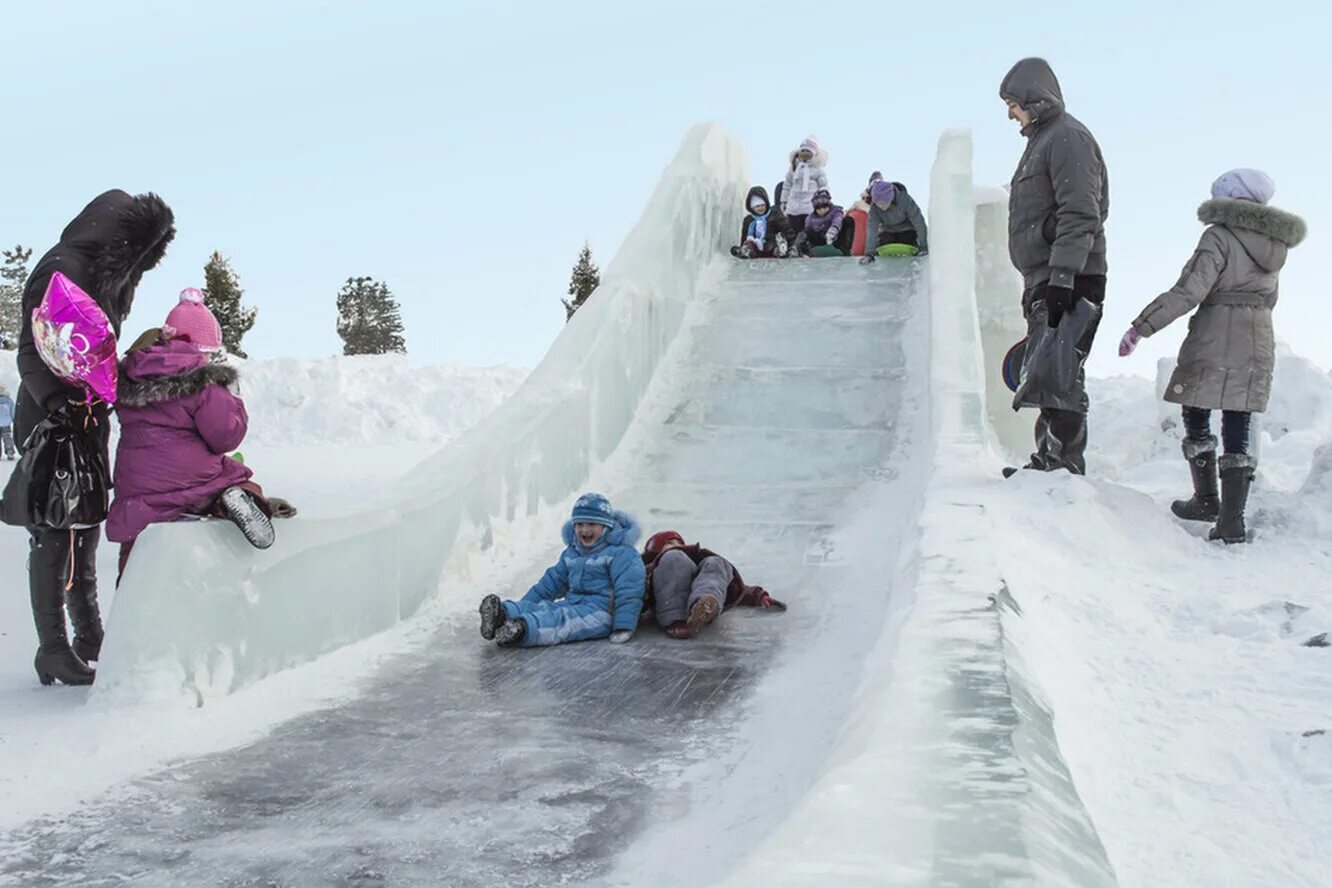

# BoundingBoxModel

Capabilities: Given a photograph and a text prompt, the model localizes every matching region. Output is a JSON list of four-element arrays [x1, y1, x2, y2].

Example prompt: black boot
[[30, 530, 95, 686], [495, 619, 527, 647], [67, 527, 105, 663], [479, 594, 505, 641], [1171, 437, 1220, 522], [1210, 455, 1256, 544]]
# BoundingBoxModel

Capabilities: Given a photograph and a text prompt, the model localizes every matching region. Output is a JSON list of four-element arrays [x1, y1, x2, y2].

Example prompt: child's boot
[[686, 596, 720, 635], [219, 486, 276, 550], [479, 594, 505, 640], [495, 619, 527, 647]]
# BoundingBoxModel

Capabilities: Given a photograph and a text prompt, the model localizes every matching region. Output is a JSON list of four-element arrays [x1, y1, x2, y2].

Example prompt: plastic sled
[[809, 245, 843, 258], [875, 243, 919, 258], [1002, 337, 1028, 393], [847, 208, 868, 255]]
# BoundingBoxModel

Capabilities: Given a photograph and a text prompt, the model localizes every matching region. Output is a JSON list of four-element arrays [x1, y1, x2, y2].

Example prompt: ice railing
[[95, 123, 748, 706]]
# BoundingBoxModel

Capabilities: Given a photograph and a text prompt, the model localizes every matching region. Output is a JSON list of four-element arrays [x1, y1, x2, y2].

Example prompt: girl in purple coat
[[108, 289, 286, 577], [793, 189, 856, 257]]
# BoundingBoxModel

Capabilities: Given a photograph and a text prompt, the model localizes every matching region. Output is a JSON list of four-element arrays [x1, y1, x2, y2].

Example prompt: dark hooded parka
[[17, 190, 176, 442], [1001, 58, 1109, 294]]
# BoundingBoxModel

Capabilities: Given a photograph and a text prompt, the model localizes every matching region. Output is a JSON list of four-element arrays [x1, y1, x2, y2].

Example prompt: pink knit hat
[[163, 288, 223, 351]]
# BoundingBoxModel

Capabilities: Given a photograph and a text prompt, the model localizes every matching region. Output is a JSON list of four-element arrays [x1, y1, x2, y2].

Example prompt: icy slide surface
[[0, 258, 930, 886]]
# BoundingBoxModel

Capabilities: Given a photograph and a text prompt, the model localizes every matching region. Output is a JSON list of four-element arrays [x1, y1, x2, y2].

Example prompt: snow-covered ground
[[984, 355, 1332, 886], [0, 352, 524, 833]]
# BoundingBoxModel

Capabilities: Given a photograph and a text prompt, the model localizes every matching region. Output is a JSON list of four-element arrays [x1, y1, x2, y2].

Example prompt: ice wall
[[94, 124, 749, 706], [974, 186, 1033, 460]]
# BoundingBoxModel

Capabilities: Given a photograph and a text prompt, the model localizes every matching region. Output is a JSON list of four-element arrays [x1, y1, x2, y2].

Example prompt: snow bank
[[0, 350, 525, 448], [239, 355, 525, 445], [95, 123, 748, 705], [986, 463, 1332, 886]]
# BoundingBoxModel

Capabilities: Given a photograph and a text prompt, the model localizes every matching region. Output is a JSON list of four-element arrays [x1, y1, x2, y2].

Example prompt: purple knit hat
[[811, 189, 833, 209], [870, 180, 896, 205]]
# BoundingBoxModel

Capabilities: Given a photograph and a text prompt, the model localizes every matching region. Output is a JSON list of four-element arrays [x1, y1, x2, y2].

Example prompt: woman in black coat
[[17, 190, 175, 686]]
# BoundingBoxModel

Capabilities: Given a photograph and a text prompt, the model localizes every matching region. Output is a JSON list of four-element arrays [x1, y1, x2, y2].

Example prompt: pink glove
[[1118, 326, 1142, 357]]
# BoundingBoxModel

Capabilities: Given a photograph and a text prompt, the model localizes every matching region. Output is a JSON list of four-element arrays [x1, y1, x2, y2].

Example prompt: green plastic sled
[[875, 243, 920, 258], [809, 245, 843, 258]]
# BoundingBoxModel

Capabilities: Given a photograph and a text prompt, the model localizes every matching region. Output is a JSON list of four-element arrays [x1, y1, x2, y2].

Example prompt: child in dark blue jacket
[[479, 493, 646, 647]]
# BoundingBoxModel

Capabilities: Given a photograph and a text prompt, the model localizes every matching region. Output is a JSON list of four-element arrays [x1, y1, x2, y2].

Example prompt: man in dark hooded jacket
[[1000, 58, 1109, 476], [17, 190, 175, 686]]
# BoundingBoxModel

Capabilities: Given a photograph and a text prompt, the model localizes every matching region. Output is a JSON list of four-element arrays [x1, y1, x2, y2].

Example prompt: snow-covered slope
[[239, 355, 525, 445]]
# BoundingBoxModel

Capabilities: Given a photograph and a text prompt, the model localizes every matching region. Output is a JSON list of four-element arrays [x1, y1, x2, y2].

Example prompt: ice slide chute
[[23, 125, 1119, 885]]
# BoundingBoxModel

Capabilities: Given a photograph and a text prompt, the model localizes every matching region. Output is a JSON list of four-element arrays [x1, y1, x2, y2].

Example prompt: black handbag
[[1, 409, 111, 529], [1012, 298, 1103, 415]]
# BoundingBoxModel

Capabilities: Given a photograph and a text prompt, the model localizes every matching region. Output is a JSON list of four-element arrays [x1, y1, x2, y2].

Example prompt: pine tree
[[563, 242, 601, 321], [0, 245, 33, 347], [201, 251, 257, 357], [336, 276, 407, 356]]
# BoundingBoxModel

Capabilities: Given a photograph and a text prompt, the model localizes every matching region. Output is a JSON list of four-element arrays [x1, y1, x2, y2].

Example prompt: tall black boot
[[1171, 437, 1220, 522], [1210, 455, 1256, 544], [30, 530, 95, 686], [67, 527, 105, 664]]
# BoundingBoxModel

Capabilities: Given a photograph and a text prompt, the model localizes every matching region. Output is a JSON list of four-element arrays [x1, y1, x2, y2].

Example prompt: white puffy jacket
[[781, 148, 830, 216]]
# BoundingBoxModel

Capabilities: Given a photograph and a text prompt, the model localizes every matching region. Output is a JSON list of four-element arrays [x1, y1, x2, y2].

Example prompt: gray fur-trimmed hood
[[1199, 198, 1307, 247], [117, 361, 238, 408], [1199, 197, 1306, 273]]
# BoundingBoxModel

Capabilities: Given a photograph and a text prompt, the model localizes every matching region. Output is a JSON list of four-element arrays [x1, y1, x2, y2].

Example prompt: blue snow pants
[[503, 596, 613, 647]]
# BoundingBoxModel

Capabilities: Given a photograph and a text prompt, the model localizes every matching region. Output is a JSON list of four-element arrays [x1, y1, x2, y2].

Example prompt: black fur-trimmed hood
[[117, 361, 238, 408], [1198, 198, 1307, 248], [55, 190, 176, 324]]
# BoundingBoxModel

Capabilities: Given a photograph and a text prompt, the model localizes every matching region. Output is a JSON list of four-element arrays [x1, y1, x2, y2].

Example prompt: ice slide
[[0, 127, 1116, 886]]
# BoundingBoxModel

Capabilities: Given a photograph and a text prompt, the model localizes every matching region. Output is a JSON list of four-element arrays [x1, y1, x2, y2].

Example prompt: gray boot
[[1210, 454, 1256, 544], [1171, 437, 1220, 522]]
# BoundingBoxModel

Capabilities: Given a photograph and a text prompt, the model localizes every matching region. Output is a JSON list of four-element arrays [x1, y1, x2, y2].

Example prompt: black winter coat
[[16, 191, 175, 445]]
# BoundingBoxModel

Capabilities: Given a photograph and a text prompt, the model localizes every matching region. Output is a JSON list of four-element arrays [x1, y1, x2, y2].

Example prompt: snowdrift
[[94, 124, 748, 704], [239, 355, 526, 445], [0, 350, 525, 449]]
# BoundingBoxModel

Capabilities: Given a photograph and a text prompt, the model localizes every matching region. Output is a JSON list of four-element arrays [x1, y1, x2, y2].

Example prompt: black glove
[[1044, 284, 1075, 328]]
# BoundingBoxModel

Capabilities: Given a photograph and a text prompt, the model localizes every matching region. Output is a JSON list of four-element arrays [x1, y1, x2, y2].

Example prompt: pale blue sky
[[4, 1, 1327, 379]]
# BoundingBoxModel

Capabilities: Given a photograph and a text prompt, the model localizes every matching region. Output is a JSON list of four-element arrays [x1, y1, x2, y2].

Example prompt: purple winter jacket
[[106, 341, 253, 543], [805, 205, 845, 238]]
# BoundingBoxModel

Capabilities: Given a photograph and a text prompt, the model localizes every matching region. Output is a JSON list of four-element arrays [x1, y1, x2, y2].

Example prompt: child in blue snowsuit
[[478, 493, 645, 647]]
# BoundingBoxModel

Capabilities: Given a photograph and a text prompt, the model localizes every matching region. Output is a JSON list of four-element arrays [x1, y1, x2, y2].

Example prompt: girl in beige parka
[[1119, 169, 1307, 544]]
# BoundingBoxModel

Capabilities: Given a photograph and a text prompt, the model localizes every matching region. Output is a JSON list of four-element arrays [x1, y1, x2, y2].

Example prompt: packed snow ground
[[985, 350, 1332, 886], [0, 352, 524, 832], [1, 354, 1330, 884]]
